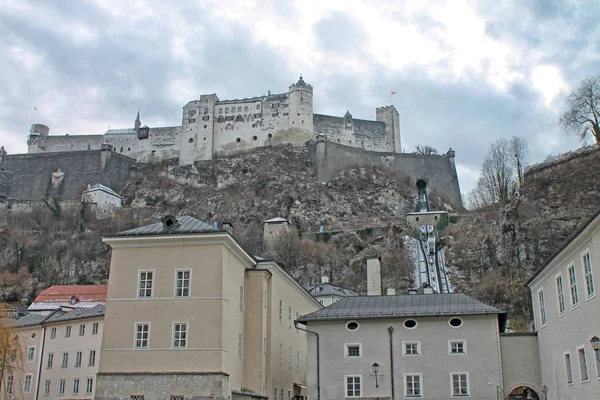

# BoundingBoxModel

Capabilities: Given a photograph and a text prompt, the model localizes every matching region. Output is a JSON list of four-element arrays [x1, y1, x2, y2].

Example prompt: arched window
[[217, 116, 225, 123], [236, 115, 244, 122], [226, 124, 233, 131]]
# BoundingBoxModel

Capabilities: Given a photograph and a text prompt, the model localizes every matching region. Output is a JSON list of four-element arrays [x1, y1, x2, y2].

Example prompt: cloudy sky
[[1, 0, 599, 194]]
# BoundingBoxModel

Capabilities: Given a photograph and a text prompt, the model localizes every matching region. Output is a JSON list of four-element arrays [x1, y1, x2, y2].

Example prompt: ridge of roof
[[110, 215, 221, 236]]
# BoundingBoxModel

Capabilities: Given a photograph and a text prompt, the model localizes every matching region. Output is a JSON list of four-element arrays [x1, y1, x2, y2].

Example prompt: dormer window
[[70, 295, 77, 305]]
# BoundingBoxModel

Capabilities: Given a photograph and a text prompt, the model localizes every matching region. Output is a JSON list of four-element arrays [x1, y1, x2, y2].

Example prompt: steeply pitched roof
[[112, 215, 219, 236], [45, 304, 105, 324], [4, 313, 46, 328], [307, 283, 358, 298], [28, 285, 107, 311], [297, 293, 504, 322], [82, 184, 121, 198]]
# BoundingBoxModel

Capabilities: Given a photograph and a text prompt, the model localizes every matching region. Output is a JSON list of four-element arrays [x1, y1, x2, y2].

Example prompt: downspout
[[388, 326, 395, 400], [294, 322, 319, 400], [34, 324, 47, 400]]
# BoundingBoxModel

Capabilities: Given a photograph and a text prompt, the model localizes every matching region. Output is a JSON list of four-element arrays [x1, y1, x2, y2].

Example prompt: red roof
[[33, 285, 108, 303]]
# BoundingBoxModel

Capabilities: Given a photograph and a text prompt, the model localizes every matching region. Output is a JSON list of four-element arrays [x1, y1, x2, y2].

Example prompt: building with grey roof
[[307, 277, 358, 307]]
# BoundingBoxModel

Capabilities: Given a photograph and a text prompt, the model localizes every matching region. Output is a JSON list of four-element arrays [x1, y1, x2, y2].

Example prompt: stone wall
[[315, 141, 463, 210], [314, 114, 392, 152], [94, 372, 230, 400], [0, 150, 134, 201], [0, 170, 13, 198], [42, 134, 105, 152]]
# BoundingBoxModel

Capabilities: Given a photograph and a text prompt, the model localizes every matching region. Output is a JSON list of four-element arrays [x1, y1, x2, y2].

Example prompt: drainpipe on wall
[[294, 322, 320, 400], [388, 326, 395, 400], [34, 324, 47, 400]]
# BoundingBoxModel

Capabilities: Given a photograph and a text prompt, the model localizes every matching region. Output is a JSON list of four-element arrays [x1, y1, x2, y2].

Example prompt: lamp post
[[372, 362, 380, 388], [590, 336, 600, 362]]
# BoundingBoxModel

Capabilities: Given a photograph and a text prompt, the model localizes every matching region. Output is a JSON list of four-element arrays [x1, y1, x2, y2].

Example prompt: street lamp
[[372, 362, 380, 388], [8, 388, 12, 400], [590, 336, 600, 362]]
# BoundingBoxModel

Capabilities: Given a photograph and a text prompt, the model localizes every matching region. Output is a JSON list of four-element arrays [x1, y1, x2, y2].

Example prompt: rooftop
[[307, 282, 358, 298], [28, 285, 107, 311], [8, 304, 105, 329], [297, 292, 504, 322], [82, 183, 121, 198], [112, 215, 221, 236]]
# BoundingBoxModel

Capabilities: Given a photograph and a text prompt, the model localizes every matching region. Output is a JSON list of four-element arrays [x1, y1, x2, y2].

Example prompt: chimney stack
[[321, 276, 330, 284], [367, 258, 382, 296], [387, 288, 396, 296]]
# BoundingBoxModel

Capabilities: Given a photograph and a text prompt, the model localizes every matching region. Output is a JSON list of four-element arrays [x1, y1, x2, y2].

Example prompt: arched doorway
[[507, 385, 540, 400]]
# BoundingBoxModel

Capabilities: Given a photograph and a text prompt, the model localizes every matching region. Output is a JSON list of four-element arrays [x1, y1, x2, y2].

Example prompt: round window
[[404, 319, 417, 329], [449, 318, 463, 328], [30, 332, 36, 339], [346, 321, 360, 331]]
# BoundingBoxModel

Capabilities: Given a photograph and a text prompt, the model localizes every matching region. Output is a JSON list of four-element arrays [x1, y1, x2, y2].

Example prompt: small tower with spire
[[134, 109, 141, 133]]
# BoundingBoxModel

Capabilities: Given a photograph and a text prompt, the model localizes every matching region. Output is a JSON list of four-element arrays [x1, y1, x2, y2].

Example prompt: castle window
[[120, 147, 123, 152], [189, 118, 195, 123], [219, 108, 223, 114], [256, 104, 261, 109], [238, 107, 242, 112], [337, 139, 340, 143], [217, 116, 225, 123], [151, 150, 156, 155], [204, 125, 207, 129], [244, 106, 248, 111], [204, 108, 209, 115], [189, 109, 196, 116], [225, 108, 229, 113], [283, 112, 289, 116], [236, 115, 244, 122], [204, 137, 206, 140], [188, 138, 194, 143], [253, 136, 257, 141], [113, 147, 117, 151], [128, 147, 131, 151], [268, 134, 272, 138], [236, 138, 241, 143], [349, 141, 352, 144], [226, 124, 233, 130], [202, 116, 209, 121]]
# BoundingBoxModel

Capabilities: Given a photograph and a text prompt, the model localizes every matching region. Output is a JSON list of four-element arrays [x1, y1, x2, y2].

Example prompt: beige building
[[96, 215, 320, 400], [526, 210, 600, 400], [2, 305, 104, 400]]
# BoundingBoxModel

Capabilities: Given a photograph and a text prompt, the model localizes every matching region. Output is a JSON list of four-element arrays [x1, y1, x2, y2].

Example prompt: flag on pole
[[391, 91, 397, 95]]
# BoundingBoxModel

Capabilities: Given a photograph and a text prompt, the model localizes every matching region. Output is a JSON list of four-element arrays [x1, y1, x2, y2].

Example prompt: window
[[565, 352, 573, 384], [47, 353, 54, 368], [404, 342, 420, 356], [578, 347, 589, 381], [219, 108, 223, 114], [72, 378, 79, 394], [175, 270, 191, 298], [188, 118, 195, 124], [556, 274, 566, 315], [24, 374, 32, 393], [568, 264, 579, 307], [79, 324, 85, 336], [238, 333, 243, 358], [538, 289, 547, 326], [346, 321, 359, 331], [62, 352, 68, 368], [280, 389, 283, 400], [225, 108, 229, 114], [59, 379, 65, 395], [89, 350, 96, 366], [288, 390, 291, 400], [449, 318, 463, 328], [296, 350, 300, 370], [264, 289, 268, 308], [44, 380, 51, 395], [263, 337, 267, 355], [345, 343, 362, 358], [279, 343, 283, 365], [50, 327, 56, 339], [345, 375, 361, 397], [27, 346, 35, 362], [296, 311, 300, 333], [75, 351, 82, 367], [279, 299, 283, 324], [86, 378, 93, 394], [170, 396, 184, 400], [404, 319, 417, 329], [131, 396, 144, 400], [449, 341, 466, 354], [238, 107, 242, 112], [239, 285, 244, 313], [6, 375, 13, 395], [135, 323, 150, 348], [138, 270, 154, 298], [274, 388, 278, 400], [173, 323, 188, 348], [288, 347, 293, 368], [288, 305, 292, 328], [582, 251, 595, 298], [92, 322, 99, 335], [405, 374, 422, 398], [451, 373, 469, 396]]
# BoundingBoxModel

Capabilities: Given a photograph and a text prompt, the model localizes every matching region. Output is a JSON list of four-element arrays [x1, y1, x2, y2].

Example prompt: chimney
[[222, 221, 234, 235], [367, 258, 382, 296], [387, 288, 396, 296], [408, 288, 417, 295], [321, 276, 330, 284]]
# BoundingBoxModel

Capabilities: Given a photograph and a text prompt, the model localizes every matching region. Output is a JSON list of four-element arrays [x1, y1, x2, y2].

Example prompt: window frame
[[85, 378, 94, 395], [238, 333, 243, 358], [568, 263, 579, 309], [88, 350, 96, 367], [581, 249, 595, 300], [44, 379, 51, 396], [23, 374, 33, 393], [404, 373, 423, 398], [47, 352, 54, 369], [61, 351, 68, 368], [279, 343, 283, 365], [134, 322, 151, 349], [402, 341, 421, 356], [27, 345, 36, 363], [564, 351, 574, 385], [58, 378, 66, 395], [344, 343, 362, 358], [172, 321, 189, 349], [50, 327, 56, 339], [92, 322, 99, 335], [537, 288, 547, 328], [174, 269, 192, 298], [288, 347, 293, 369], [450, 372, 470, 397], [556, 273, 566, 316], [296, 311, 300, 334], [79, 324, 85, 336], [344, 375, 362, 398], [75, 350, 82, 368], [288, 305, 292, 329], [239, 285, 244, 313], [279, 299, 283, 324], [137, 269, 155, 299], [65, 325, 71, 337], [72, 378, 79, 395], [577, 345, 589, 382], [448, 340, 467, 355]]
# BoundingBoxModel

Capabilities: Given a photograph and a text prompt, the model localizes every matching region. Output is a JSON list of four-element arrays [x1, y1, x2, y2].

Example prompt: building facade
[[306, 278, 357, 307], [526, 210, 600, 400], [96, 215, 320, 400], [25, 77, 401, 166]]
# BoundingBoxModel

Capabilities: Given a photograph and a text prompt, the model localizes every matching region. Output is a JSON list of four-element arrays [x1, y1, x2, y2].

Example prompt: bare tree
[[0, 305, 26, 395], [559, 75, 600, 145], [509, 136, 529, 186], [413, 145, 438, 155], [471, 139, 517, 206]]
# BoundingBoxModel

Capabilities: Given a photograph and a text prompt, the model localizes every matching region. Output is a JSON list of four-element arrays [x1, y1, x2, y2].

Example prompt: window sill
[[449, 353, 467, 355], [581, 379, 590, 383], [571, 304, 580, 311], [567, 382, 574, 386], [586, 294, 596, 301], [344, 356, 362, 359], [403, 354, 421, 357]]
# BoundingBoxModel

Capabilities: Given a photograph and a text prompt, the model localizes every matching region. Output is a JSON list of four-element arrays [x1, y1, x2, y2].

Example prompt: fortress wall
[[315, 141, 463, 210], [0, 170, 13, 197], [0, 150, 134, 201], [43, 135, 104, 152], [214, 98, 266, 155], [314, 114, 392, 152]]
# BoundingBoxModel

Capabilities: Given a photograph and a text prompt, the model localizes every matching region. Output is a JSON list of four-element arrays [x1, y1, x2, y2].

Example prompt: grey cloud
[[314, 11, 368, 52]]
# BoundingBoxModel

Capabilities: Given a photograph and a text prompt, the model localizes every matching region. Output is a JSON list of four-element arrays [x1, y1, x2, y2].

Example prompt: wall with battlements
[[0, 150, 134, 201]]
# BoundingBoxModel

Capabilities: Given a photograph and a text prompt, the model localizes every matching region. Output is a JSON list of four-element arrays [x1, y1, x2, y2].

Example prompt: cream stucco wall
[[1, 326, 43, 400], [499, 333, 541, 395]]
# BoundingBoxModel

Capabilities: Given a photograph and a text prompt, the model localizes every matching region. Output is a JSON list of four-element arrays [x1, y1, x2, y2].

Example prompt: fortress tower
[[27, 123, 50, 154], [180, 94, 219, 165], [287, 75, 314, 144], [376, 105, 401, 152]]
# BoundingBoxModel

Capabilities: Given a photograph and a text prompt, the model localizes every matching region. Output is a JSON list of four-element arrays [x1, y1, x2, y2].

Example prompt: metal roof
[[5, 313, 46, 328], [263, 217, 289, 224], [307, 283, 358, 298], [45, 304, 105, 324], [105, 128, 135, 135], [112, 215, 220, 236], [297, 293, 504, 322], [82, 184, 121, 198]]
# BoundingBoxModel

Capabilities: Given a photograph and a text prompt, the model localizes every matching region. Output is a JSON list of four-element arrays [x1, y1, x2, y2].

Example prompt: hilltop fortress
[[1, 77, 462, 209], [27, 76, 400, 165]]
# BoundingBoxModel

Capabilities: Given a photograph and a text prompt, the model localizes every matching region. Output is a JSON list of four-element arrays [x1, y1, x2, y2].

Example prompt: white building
[[306, 277, 357, 307], [81, 184, 122, 218]]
